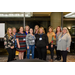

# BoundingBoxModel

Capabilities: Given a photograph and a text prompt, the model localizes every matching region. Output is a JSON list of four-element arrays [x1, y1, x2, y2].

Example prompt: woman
[[4, 28, 15, 62], [12, 27, 17, 60], [57, 27, 71, 62], [16, 27, 26, 60], [26, 28, 36, 59], [24, 25, 30, 59], [47, 26, 56, 62], [34, 25, 39, 58], [55, 26, 61, 60], [36, 27, 48, 61]]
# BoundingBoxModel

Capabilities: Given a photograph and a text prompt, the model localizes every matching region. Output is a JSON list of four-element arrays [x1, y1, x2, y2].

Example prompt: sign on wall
[[0, 23, 5, 38]]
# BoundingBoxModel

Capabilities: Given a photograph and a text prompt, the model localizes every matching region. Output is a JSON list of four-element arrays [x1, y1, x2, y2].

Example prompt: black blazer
[[35, 34, 48, 47]]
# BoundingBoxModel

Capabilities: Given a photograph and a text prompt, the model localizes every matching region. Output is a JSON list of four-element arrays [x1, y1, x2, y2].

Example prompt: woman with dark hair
[[55, 26, 62, 60], [16, 27, 26, 60]]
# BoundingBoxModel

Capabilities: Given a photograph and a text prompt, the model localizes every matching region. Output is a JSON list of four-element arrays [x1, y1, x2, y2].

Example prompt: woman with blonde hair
[[34, 25, 39, 58], [35, 27, 48, 60], [57, 27, 71, 62], [4, 28, 15, 62], [47, 26, 56, 62], [34, 25, 39, 34]]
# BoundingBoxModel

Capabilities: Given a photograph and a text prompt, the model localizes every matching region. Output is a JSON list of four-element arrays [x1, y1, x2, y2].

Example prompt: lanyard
[[32, 36, 34, 39], [61, 33, 66, 38], [39, 33, 43, 38], [25, 31, 29, 35], [14, 33, 16, 39]]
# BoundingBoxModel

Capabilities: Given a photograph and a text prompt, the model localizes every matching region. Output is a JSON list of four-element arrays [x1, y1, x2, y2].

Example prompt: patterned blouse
[[4, 34, 15, 49]]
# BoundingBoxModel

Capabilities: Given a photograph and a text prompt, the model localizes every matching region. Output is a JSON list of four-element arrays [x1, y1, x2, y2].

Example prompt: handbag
[[51, 35, 56, 45]]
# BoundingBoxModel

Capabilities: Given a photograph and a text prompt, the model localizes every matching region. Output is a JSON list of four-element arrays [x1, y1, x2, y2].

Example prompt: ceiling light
[[64, 12, 75, 18], [0, 12, 33, 17]]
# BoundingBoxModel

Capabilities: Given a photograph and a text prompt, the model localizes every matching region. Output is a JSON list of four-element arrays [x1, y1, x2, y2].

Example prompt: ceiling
[[0, 12, 70, 17], [33, 12, 70, 16]]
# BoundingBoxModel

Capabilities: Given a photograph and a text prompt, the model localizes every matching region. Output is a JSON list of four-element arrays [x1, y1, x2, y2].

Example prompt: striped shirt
[[16, 32, 26, 52]]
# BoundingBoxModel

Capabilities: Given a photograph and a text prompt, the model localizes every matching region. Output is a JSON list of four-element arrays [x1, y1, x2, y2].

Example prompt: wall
[[5, 21, 50, 33]]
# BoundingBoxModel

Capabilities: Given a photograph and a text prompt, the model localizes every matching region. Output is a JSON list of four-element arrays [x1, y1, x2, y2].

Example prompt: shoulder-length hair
[[7, 27, 13, 39], [48, 26, 53, 32], [38, 27, 45, 34], [56, 26, 61, 33], [34, 25, 39, 33], [59, 27, 71, 39]]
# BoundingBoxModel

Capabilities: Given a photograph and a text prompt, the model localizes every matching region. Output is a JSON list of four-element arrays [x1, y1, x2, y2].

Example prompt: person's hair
[[59, 27, 71, 39], [12, 27, 17, 34], [38, 27, 45, 34], [34, 25, 39, 33], [7, 27, 13, 39], [19, 26, 23, 30], [48, 26, 53, 32], [56, 26, 61, 33], [25, 25, 30, 31]]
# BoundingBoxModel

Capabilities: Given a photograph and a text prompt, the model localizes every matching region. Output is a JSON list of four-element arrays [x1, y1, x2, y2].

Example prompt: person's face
[[20, 27, 23, 32], [57, 27, 61, 32], [39, 28, 43, 34], [49, 28, 52, 32], [35, 26, 38, 30], [30, 29, 33, 34], [13, 28, 16, 33], [9, 29, 12, 34], [26, 26, 29, 31], [62, 29, 67, 34]]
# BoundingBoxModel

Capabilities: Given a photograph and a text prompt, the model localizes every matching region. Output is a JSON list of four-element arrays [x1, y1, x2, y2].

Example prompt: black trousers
[[13, 48, 16, 59], [48, 43, 55, 60], [37, 47, 46, 60], [7, 48, 15, 62], [34, 48, 38, 58], [60, 51, 68, 62], [24, 51, 26, 59], [55, 46, 61, 59]]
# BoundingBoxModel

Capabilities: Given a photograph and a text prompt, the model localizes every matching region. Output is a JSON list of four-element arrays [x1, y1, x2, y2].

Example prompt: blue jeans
[[27, 45, 35, 59]]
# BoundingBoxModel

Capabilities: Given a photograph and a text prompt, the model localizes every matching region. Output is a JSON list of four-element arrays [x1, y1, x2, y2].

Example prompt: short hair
[[48, 26, 53, 32], [38, 27, 45, 34]]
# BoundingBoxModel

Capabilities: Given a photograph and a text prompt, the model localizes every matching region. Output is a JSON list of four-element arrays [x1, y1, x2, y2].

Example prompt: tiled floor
[[0, 55, 75, 62]]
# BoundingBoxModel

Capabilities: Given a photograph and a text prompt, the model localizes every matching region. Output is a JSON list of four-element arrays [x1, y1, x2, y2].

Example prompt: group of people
[[4, 25, 71, 62]]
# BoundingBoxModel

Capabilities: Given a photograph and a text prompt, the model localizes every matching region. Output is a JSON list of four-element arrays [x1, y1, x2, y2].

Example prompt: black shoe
[[55, 58, 58, 60], [57, 58, 61, 60]]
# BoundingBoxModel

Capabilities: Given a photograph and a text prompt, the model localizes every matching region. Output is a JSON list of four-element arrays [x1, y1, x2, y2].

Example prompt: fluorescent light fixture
[[0, 12, 33, 17], [64, 12, 75, 18]]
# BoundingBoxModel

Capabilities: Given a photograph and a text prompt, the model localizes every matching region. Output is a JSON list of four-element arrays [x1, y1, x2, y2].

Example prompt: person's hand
[[18, 44, 20, 49], [46, 46, 48, 49], [35, 46, 36, 48], [11, 46, 14, 49], [66, 47, 69, 50], [27, 46, 29, 49], [51, 45, 53, 48]]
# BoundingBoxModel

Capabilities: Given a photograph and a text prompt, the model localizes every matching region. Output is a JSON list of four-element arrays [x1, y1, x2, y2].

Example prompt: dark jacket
[[35, 34, 48, 47]]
